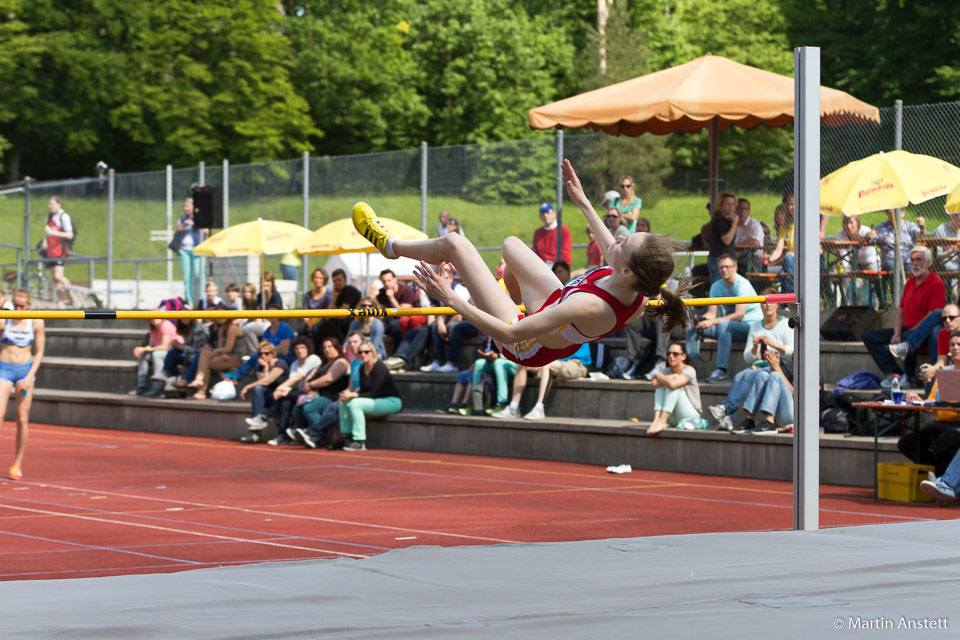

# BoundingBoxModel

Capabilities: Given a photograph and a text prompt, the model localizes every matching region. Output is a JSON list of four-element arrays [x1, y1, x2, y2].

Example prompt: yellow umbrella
[[193, 218, 313, 256], [295, 217, 426, 255], [945, 182, 960, 214], [820, 150, 960, 216]]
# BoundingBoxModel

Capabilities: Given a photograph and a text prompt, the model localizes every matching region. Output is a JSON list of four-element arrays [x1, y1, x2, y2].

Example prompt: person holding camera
[[707, 288, 794, 433]]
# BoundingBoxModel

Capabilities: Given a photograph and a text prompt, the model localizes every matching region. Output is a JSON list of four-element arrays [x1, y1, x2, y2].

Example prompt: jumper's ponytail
[[647, 275, 694, 334]]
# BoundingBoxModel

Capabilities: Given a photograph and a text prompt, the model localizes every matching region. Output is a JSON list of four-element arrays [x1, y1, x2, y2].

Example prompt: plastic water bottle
[[891, 374, 902, 404]]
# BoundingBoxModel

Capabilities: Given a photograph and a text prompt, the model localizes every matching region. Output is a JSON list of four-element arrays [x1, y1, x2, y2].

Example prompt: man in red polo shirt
[[863, 246, 946, 388], [531, 202, 572, 267]]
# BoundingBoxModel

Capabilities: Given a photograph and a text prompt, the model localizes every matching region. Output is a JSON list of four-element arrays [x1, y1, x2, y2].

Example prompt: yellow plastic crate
[[877, 462, 935, 503]]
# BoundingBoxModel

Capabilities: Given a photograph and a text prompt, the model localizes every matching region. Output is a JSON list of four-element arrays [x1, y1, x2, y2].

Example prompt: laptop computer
[[936, 368, 960, 404]]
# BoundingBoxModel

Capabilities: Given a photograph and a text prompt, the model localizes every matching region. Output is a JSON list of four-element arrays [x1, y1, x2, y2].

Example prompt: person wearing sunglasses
[[647, 343, 702, 436], [0, 289, 44, 480], [241, 342, 290, 435], [612, 176, 642, 234], [919, 303, 960, 389], [347, 297, 386, 359], [337, 339, 402, 451]]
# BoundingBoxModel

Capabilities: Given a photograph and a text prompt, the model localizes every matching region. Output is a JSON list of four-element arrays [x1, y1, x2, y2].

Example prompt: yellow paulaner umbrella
[[820, 150, 960, 216], [946, 182, 960, 214], [193, 218, 313, 257], [295, 217, 426, 255]]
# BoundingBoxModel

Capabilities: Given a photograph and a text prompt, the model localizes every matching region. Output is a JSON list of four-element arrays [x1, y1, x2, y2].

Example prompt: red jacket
[[532, 225, 572, 265], [901, 271, 946, 330]]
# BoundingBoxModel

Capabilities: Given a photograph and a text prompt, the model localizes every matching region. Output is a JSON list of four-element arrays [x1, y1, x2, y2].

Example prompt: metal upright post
[[420, 141, 428, 234], [107, 169, 115, 308], [793, 47, 821, 531], [555, 129, 564, 264], [893, 99, 904, 306], [222, 159, 230, 228], [23, 177, 31, 289], [302, 151, 310, 297], [199, 161, 205, 185], [166, 165, 173, 285]]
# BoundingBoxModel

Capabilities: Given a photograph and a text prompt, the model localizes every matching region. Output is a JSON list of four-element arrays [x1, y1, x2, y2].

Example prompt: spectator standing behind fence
[[532, 202, 572, 267], [130, 317, 179, 397], [337, 339, 403, 451], [612, 176, 642, 233], [767, 196, 795, 294], [836, 214, 879, 306], [686, 254, 762, 383], [931, 211, 960, 272], [41, 195, 74, 306], [868, 208, 925, 274], [701, 192, 738, 284], [376, 269, 425, 351], [863, 246, 945, 388], [646, 343, 702, 436], [169, 197, 203, 305], [733, 198, 764, 268], [437, 209, 462, 237], [348, 297, 387, 359]]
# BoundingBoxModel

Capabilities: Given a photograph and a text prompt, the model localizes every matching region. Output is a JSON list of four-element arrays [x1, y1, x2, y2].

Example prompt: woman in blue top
[[0, 290, 45, 480], [170, 197, 204, 305]]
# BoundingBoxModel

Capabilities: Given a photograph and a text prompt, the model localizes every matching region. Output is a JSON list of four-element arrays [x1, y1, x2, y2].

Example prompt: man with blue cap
[[532, 202, 571, 267]]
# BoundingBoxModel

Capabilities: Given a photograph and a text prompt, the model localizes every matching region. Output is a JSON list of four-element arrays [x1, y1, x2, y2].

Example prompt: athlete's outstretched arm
[[562, 159, 616, 260]]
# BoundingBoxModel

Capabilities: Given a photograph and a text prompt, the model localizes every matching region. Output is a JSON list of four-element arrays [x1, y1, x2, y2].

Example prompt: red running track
[[0, 423, 957, 581]]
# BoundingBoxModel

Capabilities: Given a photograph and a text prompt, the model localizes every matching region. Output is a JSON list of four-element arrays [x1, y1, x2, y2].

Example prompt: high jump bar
[[0, 294, 796, 320]]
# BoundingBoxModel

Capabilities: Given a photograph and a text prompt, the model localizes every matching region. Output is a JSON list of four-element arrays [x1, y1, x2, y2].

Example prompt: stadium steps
[[12, 391, 898, 488]]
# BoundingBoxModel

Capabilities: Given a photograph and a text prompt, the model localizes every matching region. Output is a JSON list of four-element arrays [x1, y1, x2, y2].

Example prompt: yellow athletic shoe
[[352, 201, 396, 259], [8, 464, 22, 480]]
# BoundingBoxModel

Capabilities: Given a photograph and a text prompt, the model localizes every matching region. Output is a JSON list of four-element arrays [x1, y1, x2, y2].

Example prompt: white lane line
[[0, 503, 370, 558], [18, 480, 521, 544]]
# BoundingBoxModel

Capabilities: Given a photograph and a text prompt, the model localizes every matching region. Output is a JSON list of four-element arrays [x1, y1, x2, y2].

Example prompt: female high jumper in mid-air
[[352, 159, 691, 368]]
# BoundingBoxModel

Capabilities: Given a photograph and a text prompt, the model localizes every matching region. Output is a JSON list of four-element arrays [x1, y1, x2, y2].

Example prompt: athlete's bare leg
[[12, 384, 30, 468], [391, 233, 519, 323], [499, 236, 562, 314]]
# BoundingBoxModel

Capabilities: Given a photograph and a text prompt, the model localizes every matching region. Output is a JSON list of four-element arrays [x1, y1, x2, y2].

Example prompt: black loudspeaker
[[192, 185, 223, 228], [820, 306, 879, 342]]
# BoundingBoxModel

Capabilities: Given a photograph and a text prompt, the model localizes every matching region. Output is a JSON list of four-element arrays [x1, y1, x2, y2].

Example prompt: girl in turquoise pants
[[337, 340, 402, 451]]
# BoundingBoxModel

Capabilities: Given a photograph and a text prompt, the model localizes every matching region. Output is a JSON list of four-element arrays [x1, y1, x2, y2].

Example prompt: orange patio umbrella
[[529, 54, 880, 205]]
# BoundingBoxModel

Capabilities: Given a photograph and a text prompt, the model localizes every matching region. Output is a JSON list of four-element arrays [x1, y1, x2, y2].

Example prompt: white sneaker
[[436, 362, 458, 373], [523, 405, 546, 420], [708, 404, 728, 422], [888, 342, 910, 359], [245, 415, 268, 430], [606, 464, 632, 474], [920, 479, 957, 505], [420, 361, 442, 372], [491, 405, 519, 419]]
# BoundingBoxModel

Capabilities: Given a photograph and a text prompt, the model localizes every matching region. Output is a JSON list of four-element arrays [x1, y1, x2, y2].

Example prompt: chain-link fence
[[1, 100, 958, 309]]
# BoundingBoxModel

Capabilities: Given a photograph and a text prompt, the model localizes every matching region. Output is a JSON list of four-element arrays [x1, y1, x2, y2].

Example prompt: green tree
[[576, 1, 672, 206], [0, 0, 45, 177], [1, 0, 317, 181], [285, 1, 429, 156]]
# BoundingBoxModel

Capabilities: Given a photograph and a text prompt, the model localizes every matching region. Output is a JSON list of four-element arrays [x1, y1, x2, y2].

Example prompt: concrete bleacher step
[[11, 392, 900, 488], [44, 327, 146, 360]]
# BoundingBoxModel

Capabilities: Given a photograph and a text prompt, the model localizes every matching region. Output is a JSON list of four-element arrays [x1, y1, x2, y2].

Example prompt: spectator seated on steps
[[707, 288, 794, 433], [184, 311, 246, 400], [491, 342, 590, 421], [919, 304, 960, 392], [335, 339, 403, 452], [239, 342, 290, 441], [130, 316, 180, 397], [264, 337, 322, 446], [900, 332, 960, 483], [862, 246, 945, 389], [347, 296, 387, 359], [685, 253, 762, 383], [157, 318, 208, 395], [222, 304, 295, 383], [469, 335, 517, 416], [420, 263, 475, 373], [646, 342, 703, 436]]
